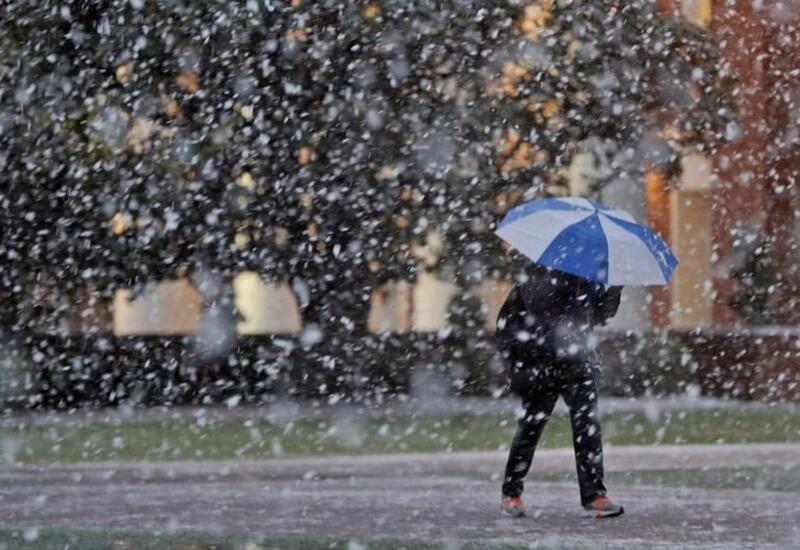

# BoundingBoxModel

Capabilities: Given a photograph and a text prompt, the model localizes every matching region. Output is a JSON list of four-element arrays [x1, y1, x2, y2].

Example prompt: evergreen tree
[[1, 0, 733, 341]]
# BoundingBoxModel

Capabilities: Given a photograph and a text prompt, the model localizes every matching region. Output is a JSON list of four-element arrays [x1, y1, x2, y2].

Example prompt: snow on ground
[[1, 444, 799, 549]]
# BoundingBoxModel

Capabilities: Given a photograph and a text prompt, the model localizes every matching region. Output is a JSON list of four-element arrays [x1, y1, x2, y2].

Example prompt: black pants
[[501, 358, 606, 506]]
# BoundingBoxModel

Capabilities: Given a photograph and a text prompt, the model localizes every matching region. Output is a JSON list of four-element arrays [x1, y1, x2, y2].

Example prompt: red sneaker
[[500, 495, 526, 517], [583, 495, 624, 518]]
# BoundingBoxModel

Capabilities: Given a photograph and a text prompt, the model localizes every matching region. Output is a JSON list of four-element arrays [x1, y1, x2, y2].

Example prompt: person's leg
[[561, 362, 607, 507], [501, 375, 559, 498]]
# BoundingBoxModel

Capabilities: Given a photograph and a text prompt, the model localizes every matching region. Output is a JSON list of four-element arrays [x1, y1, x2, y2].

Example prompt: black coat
[[496, 265, 622, 365]]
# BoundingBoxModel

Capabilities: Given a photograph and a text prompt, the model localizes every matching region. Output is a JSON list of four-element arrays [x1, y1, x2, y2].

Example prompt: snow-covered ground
[[2, 444, 799, 549]]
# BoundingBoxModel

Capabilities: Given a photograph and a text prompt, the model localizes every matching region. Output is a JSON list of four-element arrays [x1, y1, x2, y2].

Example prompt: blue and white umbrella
[[495, 197, 678, 286]]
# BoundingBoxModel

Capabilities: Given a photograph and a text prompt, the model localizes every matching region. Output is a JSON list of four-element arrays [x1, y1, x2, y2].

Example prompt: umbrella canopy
[[495, 197, 678, 286]]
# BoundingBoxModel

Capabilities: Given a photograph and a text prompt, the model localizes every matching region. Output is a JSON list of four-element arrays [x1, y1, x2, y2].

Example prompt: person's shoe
[[583, 495, 624, 518], [500, 495, 526, 517]]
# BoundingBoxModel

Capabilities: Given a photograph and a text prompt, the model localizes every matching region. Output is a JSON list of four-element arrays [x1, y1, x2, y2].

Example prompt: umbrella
[[495, 197, 677, 286]]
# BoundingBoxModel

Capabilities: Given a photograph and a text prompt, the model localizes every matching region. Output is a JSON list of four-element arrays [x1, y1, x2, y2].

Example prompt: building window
[[681, 0, 712, 27]]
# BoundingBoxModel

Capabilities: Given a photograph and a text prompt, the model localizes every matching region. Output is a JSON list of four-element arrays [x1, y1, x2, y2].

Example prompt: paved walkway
[[2, 444, 799, 548]]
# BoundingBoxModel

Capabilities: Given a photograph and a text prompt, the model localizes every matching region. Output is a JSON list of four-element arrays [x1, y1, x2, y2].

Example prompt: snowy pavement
[[2, 444, 799, 549]]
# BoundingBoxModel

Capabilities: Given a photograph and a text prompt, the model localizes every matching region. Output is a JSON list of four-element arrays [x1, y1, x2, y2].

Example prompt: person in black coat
[[496, 263, 625, 518]]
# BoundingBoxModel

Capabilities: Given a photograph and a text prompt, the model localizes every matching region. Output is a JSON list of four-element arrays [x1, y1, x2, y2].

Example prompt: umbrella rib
[[600, 213, 678, 282]]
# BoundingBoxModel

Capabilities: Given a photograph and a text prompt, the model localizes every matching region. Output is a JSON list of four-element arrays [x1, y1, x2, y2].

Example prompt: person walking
[[496, 263, 624, 518], [492, 197, 678, 518]]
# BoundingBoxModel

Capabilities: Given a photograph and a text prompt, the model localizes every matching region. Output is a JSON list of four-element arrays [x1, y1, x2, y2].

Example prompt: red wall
[[710, 2, 800, 326]]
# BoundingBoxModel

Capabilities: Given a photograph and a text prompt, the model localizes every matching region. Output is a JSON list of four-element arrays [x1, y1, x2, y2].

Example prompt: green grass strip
[[1, 408, 798, 465]]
